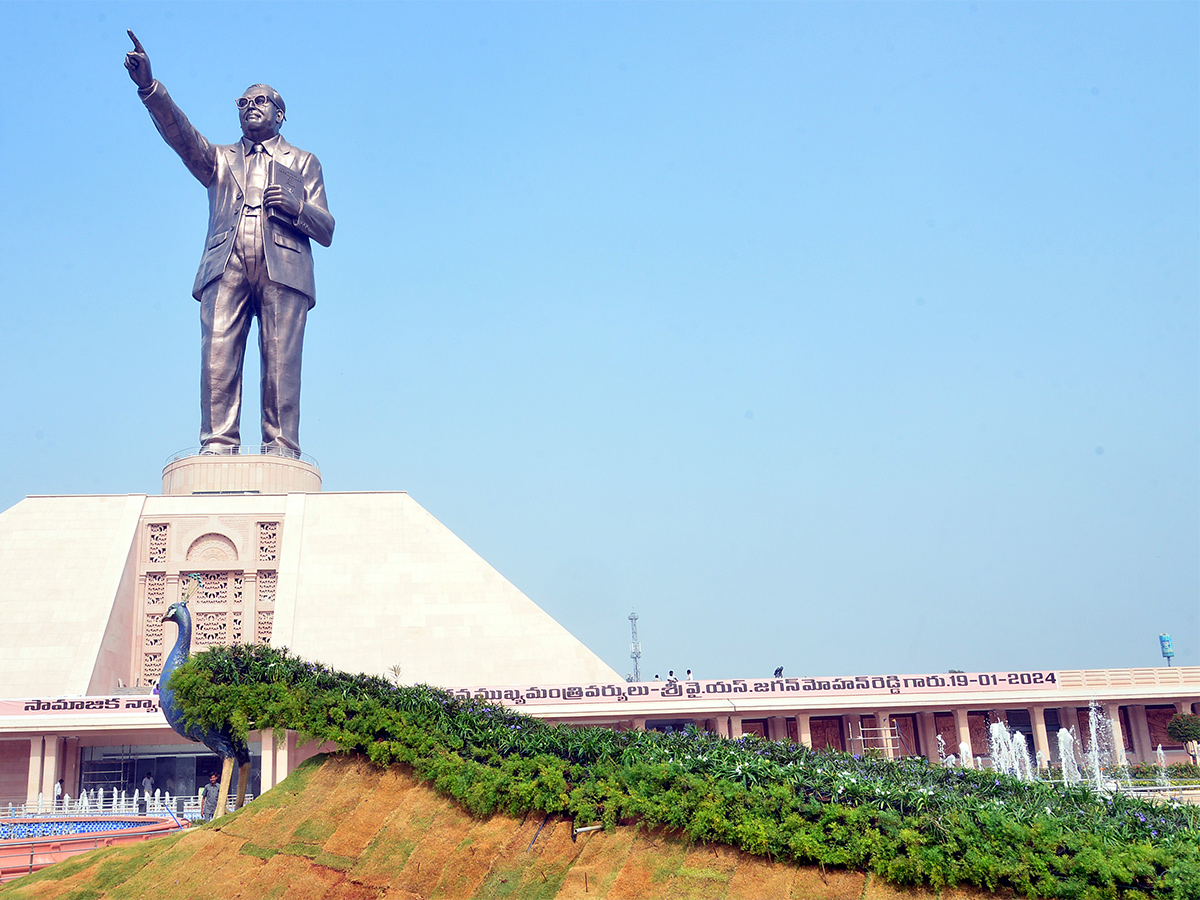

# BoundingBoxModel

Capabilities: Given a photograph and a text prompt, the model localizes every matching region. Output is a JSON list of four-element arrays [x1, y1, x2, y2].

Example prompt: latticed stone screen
[[257, 610, 274, 644], [257, 571, 277, 605], [258, 522, 278, 563], [143, 615, 164, 650], [194, 611, 228, 647], [193, 571, 244, 603], [145, 573, 166, 607], [256, 566, 276, 643], [147, 524, 169, 564], [136, 519, 282, 688], [142, 603, 167, 684]]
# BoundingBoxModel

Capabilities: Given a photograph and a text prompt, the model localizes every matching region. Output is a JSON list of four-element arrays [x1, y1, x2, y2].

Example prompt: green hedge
[[168, 644, 1200, 898]]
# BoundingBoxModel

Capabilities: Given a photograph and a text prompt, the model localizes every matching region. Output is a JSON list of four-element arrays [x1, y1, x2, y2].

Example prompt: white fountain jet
[[1155, 744, 1169, 789], [988, 721, 1035, 781], [1057, 727, 1081, 783]]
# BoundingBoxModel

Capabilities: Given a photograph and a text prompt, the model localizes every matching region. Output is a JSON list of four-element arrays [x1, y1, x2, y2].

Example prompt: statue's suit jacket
[[139, 80, 334, 307]]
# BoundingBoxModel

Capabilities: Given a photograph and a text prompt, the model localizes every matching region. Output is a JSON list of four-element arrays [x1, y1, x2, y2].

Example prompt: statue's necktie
[[245, 143, 267, 208]]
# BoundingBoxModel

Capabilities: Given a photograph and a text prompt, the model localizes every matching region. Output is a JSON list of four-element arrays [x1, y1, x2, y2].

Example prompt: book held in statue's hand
[[268, 160, 305, 224]]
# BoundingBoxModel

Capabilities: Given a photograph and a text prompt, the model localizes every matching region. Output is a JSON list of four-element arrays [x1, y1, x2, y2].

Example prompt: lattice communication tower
[[629, 611, 642, 682]]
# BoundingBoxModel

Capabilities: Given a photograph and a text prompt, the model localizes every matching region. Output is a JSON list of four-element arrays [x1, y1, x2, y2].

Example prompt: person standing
[[124, 31, 334, 457], [201, 773, 221, 821]]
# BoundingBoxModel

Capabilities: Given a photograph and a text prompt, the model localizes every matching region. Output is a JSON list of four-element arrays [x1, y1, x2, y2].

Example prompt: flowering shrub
[[168, 645, 1200, 898], [1167, 713, 1200, 747], [1127, 761, 1200, 781]]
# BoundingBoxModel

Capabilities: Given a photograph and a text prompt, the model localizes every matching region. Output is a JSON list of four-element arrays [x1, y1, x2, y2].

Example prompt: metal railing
[[165, 446, 320, 467], [3, 790, 253, 821], [1115, 781, 1200, 801]]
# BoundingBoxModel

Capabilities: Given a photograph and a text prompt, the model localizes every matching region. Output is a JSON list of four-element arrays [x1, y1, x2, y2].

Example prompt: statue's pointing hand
[[125, 30, 153, 90]]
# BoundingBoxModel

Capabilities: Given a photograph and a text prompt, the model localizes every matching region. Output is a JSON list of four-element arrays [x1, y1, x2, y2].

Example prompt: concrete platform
[[161, 451, 322, 496]]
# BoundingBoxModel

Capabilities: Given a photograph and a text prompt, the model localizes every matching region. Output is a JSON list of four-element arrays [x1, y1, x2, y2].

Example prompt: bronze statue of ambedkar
[[126, 31, 334, 457]]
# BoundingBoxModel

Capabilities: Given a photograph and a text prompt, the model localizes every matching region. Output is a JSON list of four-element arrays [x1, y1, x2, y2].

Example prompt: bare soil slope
[[0, 754, 1007, 900]]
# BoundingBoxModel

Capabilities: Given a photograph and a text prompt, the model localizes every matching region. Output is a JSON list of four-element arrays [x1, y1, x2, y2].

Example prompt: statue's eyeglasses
[[236, 95, 273, 110]]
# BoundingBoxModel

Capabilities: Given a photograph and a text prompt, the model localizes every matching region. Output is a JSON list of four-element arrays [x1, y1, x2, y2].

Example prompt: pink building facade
[[3, 667, 1198, 806]]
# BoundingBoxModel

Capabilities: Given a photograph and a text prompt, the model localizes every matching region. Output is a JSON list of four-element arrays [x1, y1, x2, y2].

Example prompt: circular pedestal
[[162, 452, 322, 495]]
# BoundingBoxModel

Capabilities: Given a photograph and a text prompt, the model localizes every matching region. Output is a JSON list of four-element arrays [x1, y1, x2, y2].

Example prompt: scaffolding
[[848, 716, 916, 758]]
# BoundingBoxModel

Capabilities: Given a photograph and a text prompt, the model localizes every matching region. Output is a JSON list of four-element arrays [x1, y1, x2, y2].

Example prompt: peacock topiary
[[159, 574, 251, 820]]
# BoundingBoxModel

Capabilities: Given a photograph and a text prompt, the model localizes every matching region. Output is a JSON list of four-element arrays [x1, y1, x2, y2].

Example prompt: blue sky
[[1, 2, 1196, 681]]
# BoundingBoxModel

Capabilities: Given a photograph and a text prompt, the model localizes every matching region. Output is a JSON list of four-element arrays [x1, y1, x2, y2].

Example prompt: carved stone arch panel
[[186, 532, 239, 563]]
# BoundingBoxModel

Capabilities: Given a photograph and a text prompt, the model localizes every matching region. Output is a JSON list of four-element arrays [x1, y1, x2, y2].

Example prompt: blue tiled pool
[[0, 819, 154, 841]]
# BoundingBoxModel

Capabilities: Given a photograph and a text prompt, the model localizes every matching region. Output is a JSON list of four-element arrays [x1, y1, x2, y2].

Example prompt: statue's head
[[237, 84, 286, 140]]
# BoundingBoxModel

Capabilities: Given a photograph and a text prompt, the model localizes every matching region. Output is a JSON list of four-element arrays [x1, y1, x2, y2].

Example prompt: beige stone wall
[[0, 488, 620, 699], [274, 492, 622, 687], [86, 533, 141, 694], [1, 486, 623, 700], [0, 495, 144, 697]]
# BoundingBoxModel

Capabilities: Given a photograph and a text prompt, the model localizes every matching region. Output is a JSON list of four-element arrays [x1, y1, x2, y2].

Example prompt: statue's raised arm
[[124, 30, 153, 90]]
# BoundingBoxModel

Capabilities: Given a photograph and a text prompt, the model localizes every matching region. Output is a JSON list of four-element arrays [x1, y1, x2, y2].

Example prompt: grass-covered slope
[[178, 645, 1200, 897], [36, 644, 1200, 898], [0, 752, 931, 900]]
